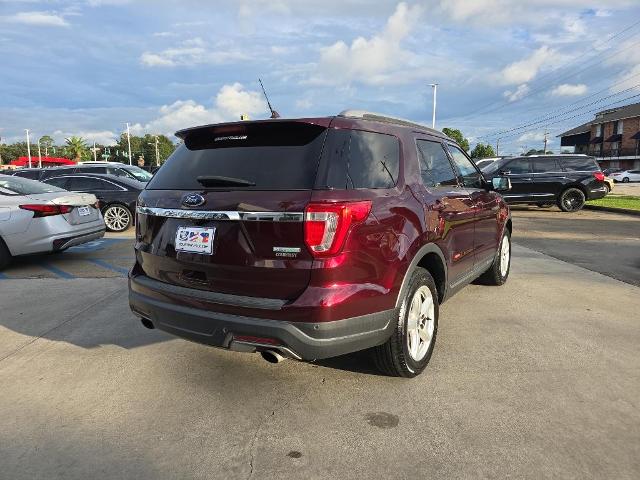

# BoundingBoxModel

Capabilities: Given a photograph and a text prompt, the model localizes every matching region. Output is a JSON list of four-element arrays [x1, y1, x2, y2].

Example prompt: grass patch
[[587, 195, 640, 211]]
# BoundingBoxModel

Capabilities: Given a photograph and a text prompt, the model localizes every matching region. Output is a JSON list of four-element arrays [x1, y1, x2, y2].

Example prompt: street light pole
[[126, 122, 132, 165], [154, 135, 159, 166], [37, 139, 42, 168], [429, 83, 438, 129], [25, 129, 32, 168]]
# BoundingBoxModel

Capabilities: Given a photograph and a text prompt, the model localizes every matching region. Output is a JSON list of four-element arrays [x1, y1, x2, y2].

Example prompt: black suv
[[482, 155, 607, 212]]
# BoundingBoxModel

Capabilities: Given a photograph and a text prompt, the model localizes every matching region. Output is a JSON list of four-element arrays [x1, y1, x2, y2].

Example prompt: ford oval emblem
[[182, 193, 205, 208]]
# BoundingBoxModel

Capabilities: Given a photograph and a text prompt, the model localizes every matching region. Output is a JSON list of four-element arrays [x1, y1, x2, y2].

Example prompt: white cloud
[[2, 11, 69, 27], [500, 46, 560, 85], [140, 38, 249, 67], [295, 99, 313, 109], [313, 2, 423, 85], [518, 131, 546, 142], [551, 83, 587, 96], [130, 83, 267, 137], [52, 130, 118, 146], [503, 84, 530, 102]]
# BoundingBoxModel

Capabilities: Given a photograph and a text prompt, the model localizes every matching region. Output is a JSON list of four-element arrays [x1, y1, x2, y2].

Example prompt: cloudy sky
[[1, 0, 640, 154]]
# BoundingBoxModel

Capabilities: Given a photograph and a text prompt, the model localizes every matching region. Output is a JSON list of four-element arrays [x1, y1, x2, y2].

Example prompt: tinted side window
[[448, 145, 483, 188], [416, 140, 457, 187], [44, 177, 69, 189], [109, 167, 130, 178], [67, 177, 115, 191], [505, 158, 531, 174], [560, 157, 598, 171], [14, 170, 41, 180], [317, 129, 399, 189], [532, 158, 559, 173]]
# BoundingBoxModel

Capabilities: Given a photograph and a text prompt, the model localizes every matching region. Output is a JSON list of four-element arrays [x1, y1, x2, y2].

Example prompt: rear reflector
[[304, 201, 371, 257], [19, 204, 73, 217]]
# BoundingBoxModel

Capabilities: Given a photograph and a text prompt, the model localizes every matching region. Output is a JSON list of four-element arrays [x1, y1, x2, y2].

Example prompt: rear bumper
[[586, 186, 607, 200], [129, 274, 397, 360]]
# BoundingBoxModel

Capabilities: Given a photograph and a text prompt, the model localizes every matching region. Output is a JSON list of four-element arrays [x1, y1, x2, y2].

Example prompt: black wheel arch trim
[[394, 242, 448, 309]]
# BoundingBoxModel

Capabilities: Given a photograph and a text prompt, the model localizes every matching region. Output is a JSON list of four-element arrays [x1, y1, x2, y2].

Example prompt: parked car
[[481, 155, 607, 212], [0, 174, 105, 269], [602, 168, 623, 176], [610, 170, 640, 183], [42, 173, 144, 232], [11, 168, 45, 180], [604, 176, 615, 194], [474, 157, 502, 170], [39, 162, 153, 183], [129, 110, 513, 378]]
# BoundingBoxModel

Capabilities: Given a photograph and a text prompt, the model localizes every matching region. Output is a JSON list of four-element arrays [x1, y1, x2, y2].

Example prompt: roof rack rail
[[337, 110, 444, 136]]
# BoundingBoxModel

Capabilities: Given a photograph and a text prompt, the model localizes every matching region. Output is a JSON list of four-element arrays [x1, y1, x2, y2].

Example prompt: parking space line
[[41, 264, 76, 279], [87, 259, 129, 276]]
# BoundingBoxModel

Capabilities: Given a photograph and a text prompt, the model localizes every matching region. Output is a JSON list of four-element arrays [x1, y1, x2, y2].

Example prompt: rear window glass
[[559, 157, 598, 171], [0, 176, 65, 194], [315, 129, 399, 189], [147, 122, 328, 190]]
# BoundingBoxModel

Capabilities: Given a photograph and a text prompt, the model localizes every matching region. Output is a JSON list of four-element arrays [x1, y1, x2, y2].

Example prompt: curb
[[584, 205, 640, 217]]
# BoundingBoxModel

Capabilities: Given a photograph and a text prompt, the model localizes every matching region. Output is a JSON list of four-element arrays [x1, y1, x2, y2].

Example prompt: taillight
[[304, 201, 371, 257], [19, 204, 73, 217], [593, 171, 605, 182]]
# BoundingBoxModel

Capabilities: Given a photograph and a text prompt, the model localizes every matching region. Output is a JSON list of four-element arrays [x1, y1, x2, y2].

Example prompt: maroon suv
[[129, 111, 512, 377]]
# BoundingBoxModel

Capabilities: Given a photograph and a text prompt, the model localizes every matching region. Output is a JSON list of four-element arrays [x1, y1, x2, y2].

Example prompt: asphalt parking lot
[[1, 210, 639, 479]]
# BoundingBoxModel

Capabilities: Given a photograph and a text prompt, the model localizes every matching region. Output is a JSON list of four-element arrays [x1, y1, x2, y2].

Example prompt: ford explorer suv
[[129, 111, 512, 377], [481, 154, 606, 212]]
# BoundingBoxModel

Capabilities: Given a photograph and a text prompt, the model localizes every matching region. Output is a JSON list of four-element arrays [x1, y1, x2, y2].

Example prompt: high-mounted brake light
[[304, 201, 371, 257], [593, 171, 605, 182], [19, 204, 73, 217]]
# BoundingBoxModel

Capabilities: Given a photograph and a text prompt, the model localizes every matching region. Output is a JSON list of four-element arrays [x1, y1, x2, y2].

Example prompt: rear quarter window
[[559, 157, 599, 171], [315, 129, 399, 189]]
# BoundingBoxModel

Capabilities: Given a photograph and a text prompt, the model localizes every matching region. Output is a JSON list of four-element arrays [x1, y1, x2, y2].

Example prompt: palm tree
[[65, 136, 88, 163]]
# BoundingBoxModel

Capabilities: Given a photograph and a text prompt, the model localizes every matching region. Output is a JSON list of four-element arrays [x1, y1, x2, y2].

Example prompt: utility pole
[[25, 129, 32, 168], [429, 83, 438, 129], [496, 138, 500, 157], [37, 139, 42, 168], [153, 135, 160, 166], [126, 122, 132, 165], [92, 141, 98, 161], [543, 129, 549, 154]]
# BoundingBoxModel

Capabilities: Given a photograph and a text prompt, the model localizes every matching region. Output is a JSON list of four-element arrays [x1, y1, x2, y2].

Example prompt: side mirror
[[492, 176, 512, 192]]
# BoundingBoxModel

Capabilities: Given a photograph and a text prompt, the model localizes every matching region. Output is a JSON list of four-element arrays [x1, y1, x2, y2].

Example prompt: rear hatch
[[136, 119, 331, 300]]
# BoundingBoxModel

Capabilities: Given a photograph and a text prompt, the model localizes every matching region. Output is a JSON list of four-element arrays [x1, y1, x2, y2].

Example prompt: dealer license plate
[[77, 206, 91, 216], [175, 226, 216, 255]]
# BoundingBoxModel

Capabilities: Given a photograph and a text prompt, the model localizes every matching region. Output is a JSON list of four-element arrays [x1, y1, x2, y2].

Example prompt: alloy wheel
[[562, 190, 584, 211], [500, 234, 510, 277], [103, 205, 131, 232], [406, 286, 435, 362]]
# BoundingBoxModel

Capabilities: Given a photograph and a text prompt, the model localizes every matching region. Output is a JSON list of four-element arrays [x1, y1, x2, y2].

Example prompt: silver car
[[0, 174, 105, 269]]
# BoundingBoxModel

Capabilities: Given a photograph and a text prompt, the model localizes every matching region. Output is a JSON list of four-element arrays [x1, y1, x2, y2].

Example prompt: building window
[[617, 120, 624, 134], [611, 141, 619, 156], [594, 143, 601, 154], [596, 124, 602, 136]]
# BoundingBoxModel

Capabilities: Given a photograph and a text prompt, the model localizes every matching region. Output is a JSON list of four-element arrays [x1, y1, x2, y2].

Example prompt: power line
[[479, 81, 640, 139], [454, 18, 640, 121]]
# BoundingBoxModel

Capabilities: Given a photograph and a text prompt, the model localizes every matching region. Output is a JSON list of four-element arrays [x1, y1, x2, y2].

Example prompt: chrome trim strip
[[137, 206, 303, 222]]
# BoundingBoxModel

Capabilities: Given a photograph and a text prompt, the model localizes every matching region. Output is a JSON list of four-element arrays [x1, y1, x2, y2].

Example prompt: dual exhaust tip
[[138, 318, 287, 364]]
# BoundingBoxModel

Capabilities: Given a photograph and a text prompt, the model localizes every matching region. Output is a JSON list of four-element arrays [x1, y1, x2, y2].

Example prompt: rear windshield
[[559, 157, 599, 171], [0, 176, 65, 195], [147, 122, 328, 190]]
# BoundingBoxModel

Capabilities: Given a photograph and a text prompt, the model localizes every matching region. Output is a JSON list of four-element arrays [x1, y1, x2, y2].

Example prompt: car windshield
[[0, 175, 66, 195], [124, 166, 153, 182]]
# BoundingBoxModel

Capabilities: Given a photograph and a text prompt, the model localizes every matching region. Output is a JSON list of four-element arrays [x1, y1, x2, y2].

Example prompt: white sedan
[[610, 170, 640, 183], [0, 174, 105, 269]]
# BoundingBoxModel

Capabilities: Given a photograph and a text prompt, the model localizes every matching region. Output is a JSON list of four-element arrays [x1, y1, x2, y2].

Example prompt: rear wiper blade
[[196, 175, 256, 187]]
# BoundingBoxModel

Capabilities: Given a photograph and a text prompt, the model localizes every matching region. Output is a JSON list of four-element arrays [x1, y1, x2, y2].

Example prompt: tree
[[442, 128, 469, 152], [142, 134, 176, 166], [65, 136, 89, 162], [470, 143, 496, 159], [39, 135, 54, 156]]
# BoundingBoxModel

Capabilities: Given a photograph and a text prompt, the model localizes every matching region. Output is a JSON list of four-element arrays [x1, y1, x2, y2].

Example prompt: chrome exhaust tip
[[261, 350, 286, 364]]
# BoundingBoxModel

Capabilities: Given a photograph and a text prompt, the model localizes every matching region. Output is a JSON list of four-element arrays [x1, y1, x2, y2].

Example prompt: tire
[[102, 204, 132, 232], [605, 184, 611, 194], [373, 267, 438, 378], [557, 187, 586, 212], [477, 229, 511, 286], [0, 237, 11, 270], [622, 177, 630, 183]]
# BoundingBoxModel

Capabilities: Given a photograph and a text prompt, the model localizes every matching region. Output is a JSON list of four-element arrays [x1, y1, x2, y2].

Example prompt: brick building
[[558, 102, 640, 170]]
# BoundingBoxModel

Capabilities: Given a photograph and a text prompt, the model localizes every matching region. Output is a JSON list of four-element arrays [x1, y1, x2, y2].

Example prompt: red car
[[129, 111, 512, 377]]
